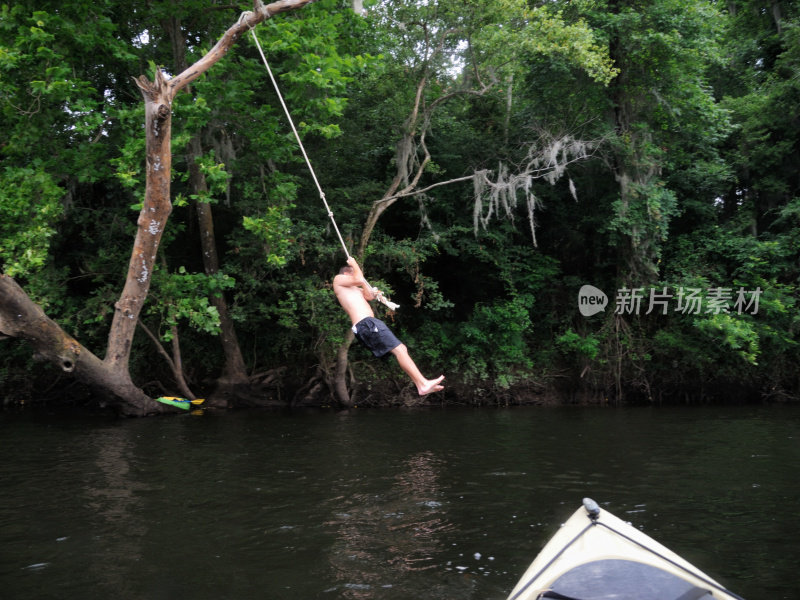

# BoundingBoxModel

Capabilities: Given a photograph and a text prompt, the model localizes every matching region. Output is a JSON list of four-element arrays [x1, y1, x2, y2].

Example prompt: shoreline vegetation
[[1, 372, 791, 414], [2, 1, 799, 415]]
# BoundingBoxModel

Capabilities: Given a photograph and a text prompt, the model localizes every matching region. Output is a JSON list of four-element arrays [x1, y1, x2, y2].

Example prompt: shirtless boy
[[333, 257, 444, 396]]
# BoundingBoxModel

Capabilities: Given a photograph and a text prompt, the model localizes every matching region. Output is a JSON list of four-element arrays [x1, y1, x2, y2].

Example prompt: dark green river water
[[1, 405, 798, 599]]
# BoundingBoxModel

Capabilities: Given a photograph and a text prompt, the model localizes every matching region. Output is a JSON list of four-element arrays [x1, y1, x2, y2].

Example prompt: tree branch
[[168, 0, 319, 98], [137, 318, 177, 372], [382, 172, 483, 203], [137, 318, 196, 399]]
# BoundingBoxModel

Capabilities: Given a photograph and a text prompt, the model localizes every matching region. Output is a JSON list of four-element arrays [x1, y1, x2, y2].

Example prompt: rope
[[249, 27, 350, 259], [249, 27, 399, 311]]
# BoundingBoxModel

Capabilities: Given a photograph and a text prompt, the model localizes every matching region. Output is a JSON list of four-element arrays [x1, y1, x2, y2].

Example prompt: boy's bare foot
[[417, 375, 445, 396]]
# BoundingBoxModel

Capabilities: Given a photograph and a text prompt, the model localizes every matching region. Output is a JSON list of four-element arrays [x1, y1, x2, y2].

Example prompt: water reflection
[[85, 429, 139, 520], [389, 452, 454, 572], [324, 450, 456, 597], [82, 427, 150, 597], [2, 407, 798, 600]]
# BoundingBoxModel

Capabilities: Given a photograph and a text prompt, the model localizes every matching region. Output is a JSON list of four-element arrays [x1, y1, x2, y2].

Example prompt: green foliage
[[2, 0, 800, 405], [482, 0, 619, 85], [422, 295, 535, 389], [242, 207, 294, 268], [557, 329, 600, 361], [0, 166, 63, 276], [694, 313, 759, 365], [608, 179, 679, 259], [193, 152, 230, 204], [147, 267, 236, 342]]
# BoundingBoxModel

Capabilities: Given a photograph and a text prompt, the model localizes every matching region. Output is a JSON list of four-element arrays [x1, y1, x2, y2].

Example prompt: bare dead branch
[[138, 318, 177, 372], [383, 172, 483, 203], [168, 0, 319, 98]]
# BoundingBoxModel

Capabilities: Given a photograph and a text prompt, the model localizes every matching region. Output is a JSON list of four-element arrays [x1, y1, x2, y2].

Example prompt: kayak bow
[[507, 498, 746, 600]]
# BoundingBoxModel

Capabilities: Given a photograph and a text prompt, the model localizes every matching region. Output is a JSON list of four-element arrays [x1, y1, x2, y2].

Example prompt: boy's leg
[[390, 344, 444, 396]]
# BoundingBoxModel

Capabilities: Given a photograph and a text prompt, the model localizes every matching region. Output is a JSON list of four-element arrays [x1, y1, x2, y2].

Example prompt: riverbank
[[3, 369, 796, 414]]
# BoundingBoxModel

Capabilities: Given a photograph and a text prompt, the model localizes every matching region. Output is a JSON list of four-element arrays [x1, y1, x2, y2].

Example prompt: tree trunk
[[0, 275, 165, 415], [334, 329, 355, 406], [0, 0, 320, 414], [109, 70, 172, 372], [332, 77, 430, 404], [607, 12, 660, 287], [187, 136, 250, 407], [166, 11, 249, 407], [138, 318, 196, 400]]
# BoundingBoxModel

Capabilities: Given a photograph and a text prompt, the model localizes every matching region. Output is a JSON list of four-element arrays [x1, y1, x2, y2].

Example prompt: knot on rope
[[254, 0, 271, 19], [237, 11, 254, 26]]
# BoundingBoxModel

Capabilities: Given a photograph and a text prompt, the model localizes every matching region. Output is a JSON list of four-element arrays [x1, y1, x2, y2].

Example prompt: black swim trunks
[[352, 317, 402, 358]]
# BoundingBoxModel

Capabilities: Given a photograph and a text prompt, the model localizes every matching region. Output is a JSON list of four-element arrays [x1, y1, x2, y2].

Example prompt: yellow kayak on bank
[[154, 396, 205, 410]]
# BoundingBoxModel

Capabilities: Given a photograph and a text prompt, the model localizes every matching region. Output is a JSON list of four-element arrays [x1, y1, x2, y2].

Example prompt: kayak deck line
[[507, 498, 746, 600], [590, 516, 746, 600]]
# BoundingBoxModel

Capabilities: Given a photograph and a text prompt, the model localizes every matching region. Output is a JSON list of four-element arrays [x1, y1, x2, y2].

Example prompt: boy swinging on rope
[[334, 257, 445, 396]]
